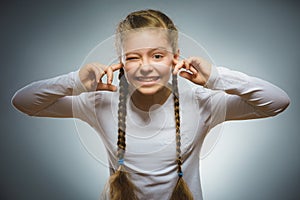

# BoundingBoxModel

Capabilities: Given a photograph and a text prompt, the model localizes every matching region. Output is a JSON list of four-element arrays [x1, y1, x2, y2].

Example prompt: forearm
[[12, 70, 86, 116], [205, 66, 290, 120]]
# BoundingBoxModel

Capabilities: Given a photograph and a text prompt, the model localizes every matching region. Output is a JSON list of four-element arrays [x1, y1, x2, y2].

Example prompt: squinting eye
[[126, 57, 139, 61]]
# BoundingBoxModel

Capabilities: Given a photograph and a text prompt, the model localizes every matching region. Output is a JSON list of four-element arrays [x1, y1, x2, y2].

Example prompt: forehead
[[121, 29, 172, 54]]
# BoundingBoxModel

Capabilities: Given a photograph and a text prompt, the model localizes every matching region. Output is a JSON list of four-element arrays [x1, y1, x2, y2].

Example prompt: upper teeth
[[137, 77, 158, 81]]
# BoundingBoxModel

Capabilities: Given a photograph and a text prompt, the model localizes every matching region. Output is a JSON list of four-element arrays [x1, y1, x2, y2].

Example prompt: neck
[[130, 85, 172, 111]]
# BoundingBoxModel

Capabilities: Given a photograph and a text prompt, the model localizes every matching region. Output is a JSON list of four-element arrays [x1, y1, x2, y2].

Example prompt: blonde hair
[[109, 9, 194, 200], [115, 9, 178, 56]]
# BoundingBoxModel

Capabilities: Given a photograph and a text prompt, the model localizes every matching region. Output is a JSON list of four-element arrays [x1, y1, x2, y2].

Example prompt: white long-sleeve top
[[12, 66, 290, 200]]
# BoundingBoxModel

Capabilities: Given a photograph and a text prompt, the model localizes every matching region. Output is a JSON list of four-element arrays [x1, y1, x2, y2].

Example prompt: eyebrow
[[124, 47, 171, 55]]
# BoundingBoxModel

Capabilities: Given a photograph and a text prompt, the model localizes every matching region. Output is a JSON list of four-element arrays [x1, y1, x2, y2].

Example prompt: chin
[[135, 85, 164, 96]]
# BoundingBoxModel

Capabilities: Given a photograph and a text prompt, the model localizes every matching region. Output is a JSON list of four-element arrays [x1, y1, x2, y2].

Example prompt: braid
[[108, 68, 138, 200], [170, 73, 194, 200], [117, 68, 128, 162], [172, 72, 182, 175], [114, 9, 194, 199]]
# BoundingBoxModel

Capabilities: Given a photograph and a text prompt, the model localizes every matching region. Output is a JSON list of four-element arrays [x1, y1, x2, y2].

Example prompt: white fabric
[[12, 66, 290, 200]]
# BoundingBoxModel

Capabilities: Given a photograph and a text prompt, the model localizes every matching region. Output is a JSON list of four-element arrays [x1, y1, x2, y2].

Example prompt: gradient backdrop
[[1, 0, 299, 199]]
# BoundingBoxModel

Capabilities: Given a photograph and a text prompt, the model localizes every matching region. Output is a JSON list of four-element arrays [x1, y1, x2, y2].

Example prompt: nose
[[140, 58, 153, 75]]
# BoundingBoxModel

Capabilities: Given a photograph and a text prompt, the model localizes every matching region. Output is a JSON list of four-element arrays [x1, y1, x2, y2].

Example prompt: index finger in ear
[[106, 66, 114, 84], [173, 59, 179, 65], [173, 60, 185, 75], [110, 63, 123, 71]]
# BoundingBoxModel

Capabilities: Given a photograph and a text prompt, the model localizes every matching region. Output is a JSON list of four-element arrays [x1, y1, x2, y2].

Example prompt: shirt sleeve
[[196, 65, 290, 129], [11, 70, 88, 118]]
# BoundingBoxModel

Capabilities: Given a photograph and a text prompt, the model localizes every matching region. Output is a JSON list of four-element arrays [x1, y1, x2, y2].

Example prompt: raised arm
[[173, 57, 290, 127], [12, 71, 86, 117], [205, 66, 290, 121], [12, 63, 122, 118]]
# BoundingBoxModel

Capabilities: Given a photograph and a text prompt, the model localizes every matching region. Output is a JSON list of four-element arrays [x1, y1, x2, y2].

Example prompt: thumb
[[96, 83, 117, 92], [179, 71, 195, 81]]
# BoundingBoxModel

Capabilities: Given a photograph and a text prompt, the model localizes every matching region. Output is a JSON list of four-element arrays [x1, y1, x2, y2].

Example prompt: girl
[[12, 9, 290, 200]]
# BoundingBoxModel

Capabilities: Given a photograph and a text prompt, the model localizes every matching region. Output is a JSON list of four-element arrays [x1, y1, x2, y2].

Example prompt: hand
[[79, 62, 123, 91], [173, 57, 212, 86]]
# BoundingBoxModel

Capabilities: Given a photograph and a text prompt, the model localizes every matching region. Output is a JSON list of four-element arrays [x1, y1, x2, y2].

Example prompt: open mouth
[[135, 76, 160, 82]]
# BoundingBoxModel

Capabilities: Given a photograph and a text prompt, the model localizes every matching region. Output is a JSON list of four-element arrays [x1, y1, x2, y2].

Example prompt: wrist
[[204, 64, 218, 89], [72, 70, 88, 95]]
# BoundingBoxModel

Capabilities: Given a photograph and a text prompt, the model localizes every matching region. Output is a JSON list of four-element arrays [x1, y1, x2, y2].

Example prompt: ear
[[172, 49, 180, 68], [173, 49, 180, 61], [118, 56, 123, 65]]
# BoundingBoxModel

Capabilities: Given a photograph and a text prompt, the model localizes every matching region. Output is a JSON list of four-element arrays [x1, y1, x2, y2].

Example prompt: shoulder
[[177, 77, 212, 103], [75, 90, 119, 108]]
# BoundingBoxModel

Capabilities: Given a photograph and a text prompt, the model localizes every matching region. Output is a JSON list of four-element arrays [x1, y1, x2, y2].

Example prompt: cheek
[[160, 66, 172, 75], [161, 57, 174, 70], [163, 69, 172, 81], [155, 66, 172, 83], [156, 61, 173, 75], [123, 67, 135, 84], [122, 60, 140, 74]]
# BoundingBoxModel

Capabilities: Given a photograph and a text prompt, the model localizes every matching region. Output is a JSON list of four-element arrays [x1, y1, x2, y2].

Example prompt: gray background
[[1, 0, 299, 199]]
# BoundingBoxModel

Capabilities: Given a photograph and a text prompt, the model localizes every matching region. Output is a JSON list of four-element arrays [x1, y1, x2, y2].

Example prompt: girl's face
[[121, 29, 178, 95]]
